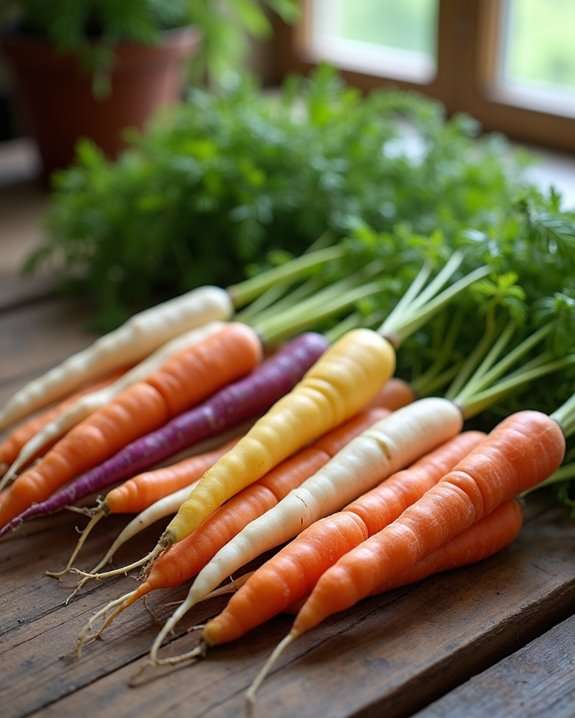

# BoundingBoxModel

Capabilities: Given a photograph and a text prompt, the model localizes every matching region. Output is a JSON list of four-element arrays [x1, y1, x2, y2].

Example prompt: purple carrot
[[0, 333, 327, 537]]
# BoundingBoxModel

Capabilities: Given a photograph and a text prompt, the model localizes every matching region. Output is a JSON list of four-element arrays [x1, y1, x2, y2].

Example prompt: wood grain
[[417, 614, 575, 718], [0, 298, 93, 385], [0, 500, 570, 718]]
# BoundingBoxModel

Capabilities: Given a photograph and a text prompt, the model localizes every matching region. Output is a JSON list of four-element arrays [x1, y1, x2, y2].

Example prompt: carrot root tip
[[150, 641, 206, 668], [65, 505, 96, 517], [245, 632, 296, 707], [48, 509, 107, 580]]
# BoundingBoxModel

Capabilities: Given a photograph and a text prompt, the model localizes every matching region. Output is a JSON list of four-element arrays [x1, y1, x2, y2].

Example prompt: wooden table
[[2, 143, 575, 718]]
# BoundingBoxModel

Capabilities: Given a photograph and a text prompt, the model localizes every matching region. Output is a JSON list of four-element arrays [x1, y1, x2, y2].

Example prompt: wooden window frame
[[274, 0, 575, 153]]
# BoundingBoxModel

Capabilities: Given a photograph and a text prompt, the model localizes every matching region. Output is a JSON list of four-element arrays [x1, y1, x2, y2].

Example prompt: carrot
[[0, 370, 124, 475], [0, 287, 233, 432], [0, 333, 328, 541], [245, 500, 524, 703], [46, 440, 238, 579], [76, 405, 400, 646], [366, 378, 414, 412], [292, 410, 564, 637], [70, 382, 411, 585], [238, 407, 565, 704], [0, 323, 262, 528], [75, 260, 486, 585], [371, 499, 523, 595], [0, 322, 226, 491], [267, 499, 524, 615], [202, 431, 484, 645], [145, 397, 462, 663], [148, 262, 489, 559]]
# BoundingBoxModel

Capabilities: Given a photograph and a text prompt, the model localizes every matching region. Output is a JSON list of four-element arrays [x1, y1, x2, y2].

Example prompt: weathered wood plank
[[0, 275, 55, 314], [0, 501, 570, 718], [0, 298, 93, 385], [416, 614, 575, 718]]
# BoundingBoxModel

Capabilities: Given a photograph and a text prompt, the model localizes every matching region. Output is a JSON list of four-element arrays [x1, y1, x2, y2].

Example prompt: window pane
[[500, 0, 575, 114], [308, 0, 437, 83]]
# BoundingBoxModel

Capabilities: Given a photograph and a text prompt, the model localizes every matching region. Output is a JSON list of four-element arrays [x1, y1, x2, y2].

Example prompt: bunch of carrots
[[1, 237, 575, 710]]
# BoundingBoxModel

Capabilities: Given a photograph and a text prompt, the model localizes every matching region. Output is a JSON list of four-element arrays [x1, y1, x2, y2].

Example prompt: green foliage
[[30, 66, 575, 422], [37, 67, 525, 321], [1, 0, 297, 91]]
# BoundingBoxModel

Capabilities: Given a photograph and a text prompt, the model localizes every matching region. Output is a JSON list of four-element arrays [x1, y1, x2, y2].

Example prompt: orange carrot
[[77, 405, 403, 644], [372, 499, 523, 594], [366, 378, 414, 413], [245, 498, 524, 703], [105, 439, 238, 515], [203, 431, 484, 645], [0, 323, 261, 527], [0, 371, 125, 474], [293, 410, 564, 637], [286, 499, 523, 614]]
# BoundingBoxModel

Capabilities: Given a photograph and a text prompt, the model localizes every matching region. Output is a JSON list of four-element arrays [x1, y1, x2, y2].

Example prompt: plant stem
[[414, 364, 461, 398], [324, 313, 363, 343], [228, 246, 344, 307], [453, 321, 515, 405], [522, 463, 575, 496], [408, 252, 463, 314], [381, 263, 431, 331], [446, 317, 495, 401], [466, 324, 551, 398], [551, 392, 575, 438], [381, 265, 489, 346], [461, 355, 575, 419], [260, 281, 387, 345], [245, 278, 323, 325], [236, 281, 292, 323]]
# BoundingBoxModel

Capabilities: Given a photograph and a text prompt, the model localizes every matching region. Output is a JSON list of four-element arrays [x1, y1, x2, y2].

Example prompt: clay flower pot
[[1, 27, 199, 181]]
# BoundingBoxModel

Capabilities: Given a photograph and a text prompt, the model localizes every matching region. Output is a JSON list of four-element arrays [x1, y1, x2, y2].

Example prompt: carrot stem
[[382, 264, 490, 345], [235, 281, 292, 323], [466, 324, 550, 399], [413, 310, 463, 396], [551, 393, 575, 438], [462, 354, 575, 419], [523, 463, 575, 495], [258, 280, 387, 345], [229, 246, 344, 307]]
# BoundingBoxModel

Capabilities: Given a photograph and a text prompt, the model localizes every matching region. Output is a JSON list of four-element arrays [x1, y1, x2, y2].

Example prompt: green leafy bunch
[[35, 66, 530, 326], [1, 0, 297, 92]]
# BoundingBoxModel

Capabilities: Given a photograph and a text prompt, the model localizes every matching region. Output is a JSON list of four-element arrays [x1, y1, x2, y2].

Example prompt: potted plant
[[0, 0, 296, 181]]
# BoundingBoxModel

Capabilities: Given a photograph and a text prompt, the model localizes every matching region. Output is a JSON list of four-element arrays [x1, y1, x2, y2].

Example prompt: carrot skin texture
[[366, 378, 414, 413], [374, 499, 523, 593], [0, 333, 327, 534], [0, 324, 262, 528], [293, 411, 564, 635], [0, 372, 123, 469], [203, 431, 484, 645], [105, 440, 237, 514], [0, 286, 232, 431], [285, 500, 523, 615], [131, 408, 391, 596], [169, 329, 395, 542]]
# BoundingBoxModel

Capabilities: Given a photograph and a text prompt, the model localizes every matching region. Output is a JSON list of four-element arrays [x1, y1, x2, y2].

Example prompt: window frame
[[274, 0, 575, 152]]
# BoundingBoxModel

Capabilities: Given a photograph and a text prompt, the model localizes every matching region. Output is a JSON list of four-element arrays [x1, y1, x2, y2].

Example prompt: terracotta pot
[[1, 28, 199, 181]]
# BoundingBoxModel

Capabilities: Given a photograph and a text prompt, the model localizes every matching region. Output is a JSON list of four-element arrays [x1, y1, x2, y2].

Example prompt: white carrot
[[0, 286, 233, 431], [150, 398, 462, 660], [0, 322, 225, 489]]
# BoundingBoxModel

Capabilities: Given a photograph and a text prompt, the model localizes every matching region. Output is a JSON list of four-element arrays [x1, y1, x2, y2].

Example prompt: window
[[276, 0, 575, 151], [498, 0, 575, 116], [308, 0, 437, 83]]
